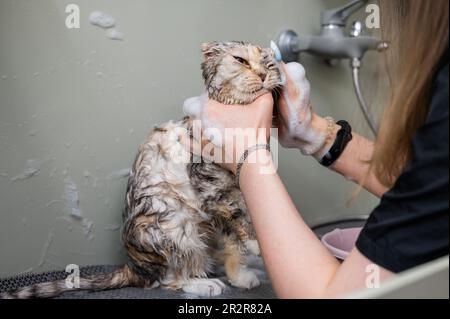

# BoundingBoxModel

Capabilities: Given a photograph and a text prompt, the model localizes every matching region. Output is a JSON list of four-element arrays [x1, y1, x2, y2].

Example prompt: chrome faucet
[[276, 0, 388, 135]]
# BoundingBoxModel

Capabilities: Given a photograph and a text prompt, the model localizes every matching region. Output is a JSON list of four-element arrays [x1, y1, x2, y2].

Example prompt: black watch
[[319, 120, 353, 167]]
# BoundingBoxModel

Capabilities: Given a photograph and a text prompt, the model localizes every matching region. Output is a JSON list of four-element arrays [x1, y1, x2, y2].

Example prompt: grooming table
[[0, 256, 275, 299]]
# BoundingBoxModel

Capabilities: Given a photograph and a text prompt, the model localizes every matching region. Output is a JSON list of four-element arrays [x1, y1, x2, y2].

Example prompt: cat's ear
[[201, 42, 221, 59]]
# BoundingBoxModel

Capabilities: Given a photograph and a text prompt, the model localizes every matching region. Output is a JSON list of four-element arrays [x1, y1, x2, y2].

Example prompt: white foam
[[89, 11, 115, 29], [38, 228, 54, 267], [65, 177, 82, 219], [107, 29, 124, 41], [182, 94, 207, 118], [107, 168, 131, 180], [82, 218, 94, 238], [45, 200, 63, 208], [281, 62, 326, 155], [11, 158, 42, 181], [104, 223, 121, 231]]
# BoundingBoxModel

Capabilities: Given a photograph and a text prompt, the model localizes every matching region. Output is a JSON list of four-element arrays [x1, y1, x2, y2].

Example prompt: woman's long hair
[[372, 0, 448, 187]]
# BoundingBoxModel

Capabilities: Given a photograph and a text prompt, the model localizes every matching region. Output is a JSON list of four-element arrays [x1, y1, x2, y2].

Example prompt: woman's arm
[[311, 115, 389, 198], [181, 88, 393, 298], [240, 150, 393, 298]]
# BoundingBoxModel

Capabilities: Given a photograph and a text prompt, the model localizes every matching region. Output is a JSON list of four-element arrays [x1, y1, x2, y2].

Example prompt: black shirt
[[356, 52, 449, 273]]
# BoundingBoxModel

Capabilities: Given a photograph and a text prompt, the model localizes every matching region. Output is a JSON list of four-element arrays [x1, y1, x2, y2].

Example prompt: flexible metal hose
[[350, 58, 378, 136]]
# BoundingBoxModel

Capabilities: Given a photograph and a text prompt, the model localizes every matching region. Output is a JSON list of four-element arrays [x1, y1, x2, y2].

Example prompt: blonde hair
[[372, 0, 448, 187]]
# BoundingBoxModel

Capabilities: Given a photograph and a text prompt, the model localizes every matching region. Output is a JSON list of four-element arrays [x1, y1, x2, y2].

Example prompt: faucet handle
[[321, 0, 368, 27]]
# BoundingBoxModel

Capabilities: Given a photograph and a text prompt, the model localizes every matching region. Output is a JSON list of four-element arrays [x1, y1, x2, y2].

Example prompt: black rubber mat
[[0, 256, 276, 299]]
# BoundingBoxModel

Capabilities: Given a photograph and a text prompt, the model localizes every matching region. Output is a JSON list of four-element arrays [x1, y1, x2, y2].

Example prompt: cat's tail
[[0, 264, 138, 299]]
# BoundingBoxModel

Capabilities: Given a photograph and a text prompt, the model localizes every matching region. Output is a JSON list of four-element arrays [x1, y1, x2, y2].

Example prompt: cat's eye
[[233, 56, 250, 66]]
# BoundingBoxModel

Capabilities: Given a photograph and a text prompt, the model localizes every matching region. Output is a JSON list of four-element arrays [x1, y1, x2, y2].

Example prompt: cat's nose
[[259, 73, 267, 82]]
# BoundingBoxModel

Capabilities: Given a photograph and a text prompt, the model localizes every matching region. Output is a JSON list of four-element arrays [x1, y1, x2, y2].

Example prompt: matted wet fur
[[1, 41, 281, 298]]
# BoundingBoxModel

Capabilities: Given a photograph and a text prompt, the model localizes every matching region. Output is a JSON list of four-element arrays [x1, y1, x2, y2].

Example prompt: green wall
[[0, 0, 378, 276]]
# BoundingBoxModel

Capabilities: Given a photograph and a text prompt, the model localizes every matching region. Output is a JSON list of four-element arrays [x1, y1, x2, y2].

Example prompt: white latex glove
[[277, 62, 329, 157]]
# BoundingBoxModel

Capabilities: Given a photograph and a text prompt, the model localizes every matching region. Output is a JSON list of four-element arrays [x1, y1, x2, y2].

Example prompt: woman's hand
[[276, 62, 388, 195], [276, 62, 332, 157], [182, 93, 274, 174]]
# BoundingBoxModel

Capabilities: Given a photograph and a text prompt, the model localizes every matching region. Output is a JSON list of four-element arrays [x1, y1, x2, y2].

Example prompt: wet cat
[[1, 41, 281, 298]]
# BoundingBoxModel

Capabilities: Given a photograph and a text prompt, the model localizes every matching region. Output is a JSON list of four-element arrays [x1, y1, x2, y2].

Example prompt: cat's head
[[201, 41, 281, 105]]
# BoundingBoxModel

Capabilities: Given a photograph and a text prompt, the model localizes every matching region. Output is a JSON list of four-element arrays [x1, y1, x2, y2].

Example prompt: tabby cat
[[1, 41, 281, 298]]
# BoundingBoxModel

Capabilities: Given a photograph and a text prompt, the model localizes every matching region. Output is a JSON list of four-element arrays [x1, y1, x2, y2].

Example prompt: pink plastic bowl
[[321, 227, 362, 260]]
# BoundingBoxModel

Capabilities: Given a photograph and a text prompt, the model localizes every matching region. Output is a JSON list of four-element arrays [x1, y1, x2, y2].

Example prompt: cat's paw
[[246, 240, 260, 256], [229, 268, 260, 289], [182, 278, 227, 297]]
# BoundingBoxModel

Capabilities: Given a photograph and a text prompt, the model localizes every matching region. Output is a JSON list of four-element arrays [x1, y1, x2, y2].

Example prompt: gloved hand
[[276, 62, 333, 158]]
